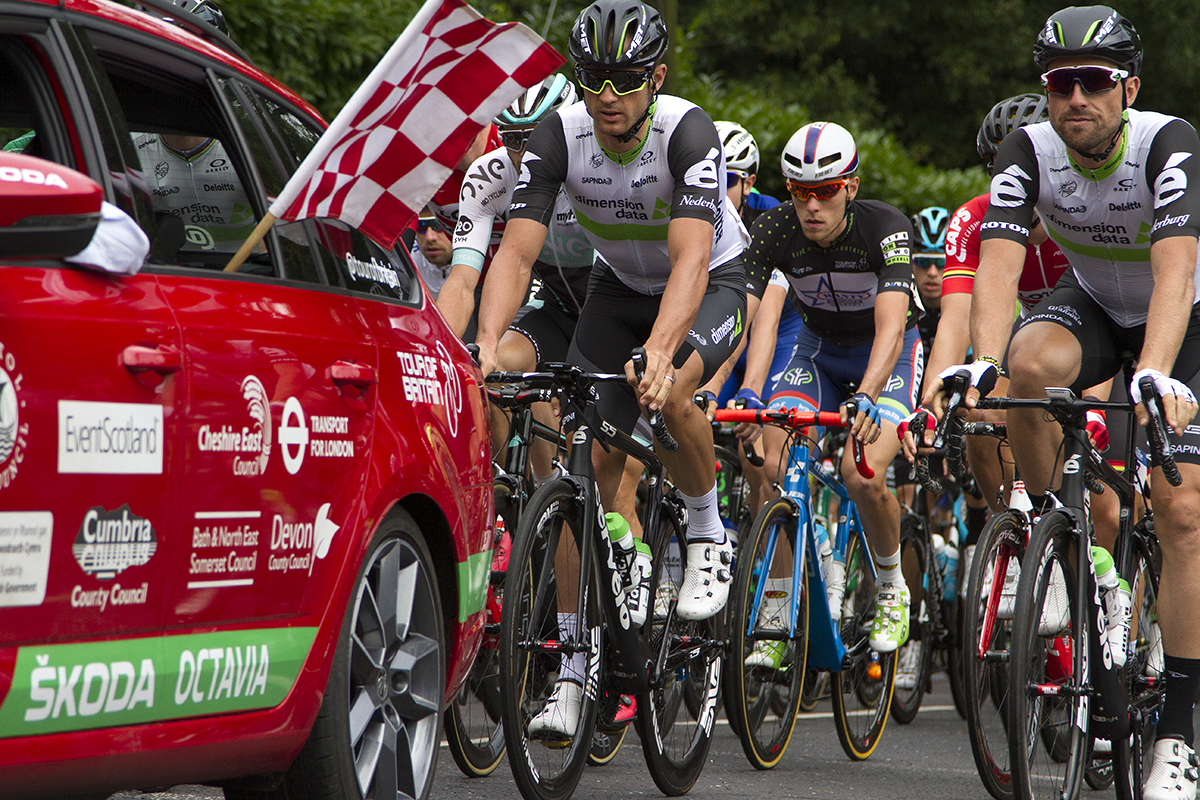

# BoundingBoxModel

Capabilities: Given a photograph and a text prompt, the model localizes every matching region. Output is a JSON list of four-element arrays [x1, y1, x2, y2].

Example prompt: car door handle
[[120, 343, 182, 375], [329, 361, 377, 390]]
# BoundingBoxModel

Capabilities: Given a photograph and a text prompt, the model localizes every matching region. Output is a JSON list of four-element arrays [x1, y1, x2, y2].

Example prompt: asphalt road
[[106, 673, 1011, 800]]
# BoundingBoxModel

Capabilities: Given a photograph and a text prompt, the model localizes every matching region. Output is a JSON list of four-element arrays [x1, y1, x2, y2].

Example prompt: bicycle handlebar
[[631, 348, 679, 452], [697, 394, 765, 466], [1140, 375, 1182, 486], [712, 408, 873, 479]]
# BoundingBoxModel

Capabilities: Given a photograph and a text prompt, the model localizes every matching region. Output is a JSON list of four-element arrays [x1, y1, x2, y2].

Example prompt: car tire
[[228, 510, 445, 800]]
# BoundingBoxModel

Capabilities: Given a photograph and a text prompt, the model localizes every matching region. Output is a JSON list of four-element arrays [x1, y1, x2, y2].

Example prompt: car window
[[0, 35, 68, 163], [223, 80, 422, 304]]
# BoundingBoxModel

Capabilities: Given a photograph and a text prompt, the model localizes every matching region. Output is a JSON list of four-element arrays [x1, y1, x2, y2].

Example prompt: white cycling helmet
[[714, 120, 759, 175], [781, 121, 858, 183]]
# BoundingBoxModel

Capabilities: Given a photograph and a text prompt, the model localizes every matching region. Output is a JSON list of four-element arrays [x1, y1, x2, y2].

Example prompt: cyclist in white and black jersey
[[477, 0, 744, 629], [450, 75, 595, 345], [925, 9, 1200, 796], [134, 133, 255, 255]]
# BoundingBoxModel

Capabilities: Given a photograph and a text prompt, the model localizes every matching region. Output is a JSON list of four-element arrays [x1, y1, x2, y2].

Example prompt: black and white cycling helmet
[[495, 74, 577, 128], [977, 93, 1049, 160], [1033, 5, 1142, 76], [715, 121, 760, 175], [568, 0, 668, 70], [781, 122, 858, 183]]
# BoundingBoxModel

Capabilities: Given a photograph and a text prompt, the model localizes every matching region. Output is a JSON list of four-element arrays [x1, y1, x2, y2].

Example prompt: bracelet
[[975, 355, 1001, 368]]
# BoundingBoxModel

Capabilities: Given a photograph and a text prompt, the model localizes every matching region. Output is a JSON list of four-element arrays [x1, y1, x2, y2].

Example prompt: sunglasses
[[913, 255, 945, 271], [416, 217, 442, 234], [1041, 65, 1129, 96], [575, 66, 653, 96], [786, 179, 848, 202], [726, 170, 749, 189], [500, 127, 535, 151]]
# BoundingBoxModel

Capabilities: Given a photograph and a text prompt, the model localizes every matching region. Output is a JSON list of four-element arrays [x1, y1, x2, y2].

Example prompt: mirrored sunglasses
[[1041, 65, 1129, 96], [416, 217, 442, 234], [575, 65, 653, 95], [786, 179, 848, 201], [726, 170, 749, 189], [500, 127, 535, 151], [913, 254, 945, 271]]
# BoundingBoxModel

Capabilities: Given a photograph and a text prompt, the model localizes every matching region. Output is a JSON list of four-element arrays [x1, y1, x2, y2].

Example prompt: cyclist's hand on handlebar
[[475, 344, 500, 381], [1085, 409, 1109, 451], [843, 392, 881, 445], [626, 345, 675, 413], [693, 390, 718, 421], [1131, 368, 1198, 434], [933, 360, 998, 413], [897, 407, 937, 462]]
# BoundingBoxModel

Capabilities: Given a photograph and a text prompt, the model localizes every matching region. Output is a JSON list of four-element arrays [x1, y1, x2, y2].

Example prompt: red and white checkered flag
[[268, 0, 563, 250]]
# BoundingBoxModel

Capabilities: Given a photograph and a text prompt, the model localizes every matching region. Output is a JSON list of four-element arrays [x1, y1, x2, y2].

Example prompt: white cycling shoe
[[527, 679, 583, 740], [675, 538, 733, 621], [1145, 738, 1199, 800]]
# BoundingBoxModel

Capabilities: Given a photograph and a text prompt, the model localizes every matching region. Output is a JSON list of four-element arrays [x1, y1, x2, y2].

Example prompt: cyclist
[[410, 212, 453, 298], [717, 120, 779, 227], [475, 0, 746, 734], [754, 120, 922, 654], [925, 9, 1200, 796]]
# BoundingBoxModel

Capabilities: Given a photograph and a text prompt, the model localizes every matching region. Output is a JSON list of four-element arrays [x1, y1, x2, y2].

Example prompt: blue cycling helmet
[[911, 207, 950, 253]]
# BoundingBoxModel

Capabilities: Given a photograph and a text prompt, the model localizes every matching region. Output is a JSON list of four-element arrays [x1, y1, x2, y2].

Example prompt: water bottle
[[815, 520, 833, 582], [606, 512, 636, 591], [629, 541, 653, 627], [826, 555, 846, 620], [1092, 545, 1132, 668], [941, 541, 959, 604]]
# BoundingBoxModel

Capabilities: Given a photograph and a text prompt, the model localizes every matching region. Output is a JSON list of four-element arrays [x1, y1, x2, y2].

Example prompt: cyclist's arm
[[437, 264, 483, 339], [920, 291, 971, 406], [1140, 235, 1198, 431], [859, 289, 909, 401]]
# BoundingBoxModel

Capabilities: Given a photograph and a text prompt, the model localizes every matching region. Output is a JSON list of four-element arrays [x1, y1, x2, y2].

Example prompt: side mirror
[[0, 152, 103, 259]]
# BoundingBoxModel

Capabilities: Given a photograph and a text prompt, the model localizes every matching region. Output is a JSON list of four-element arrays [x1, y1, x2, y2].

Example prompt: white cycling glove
[[937, 360, 998, 398], [1130, 368, 1197, 407]]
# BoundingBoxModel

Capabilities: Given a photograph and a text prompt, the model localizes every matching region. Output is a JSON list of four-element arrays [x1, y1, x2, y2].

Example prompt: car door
[[78, 30, 378, 634], [0, 22, 183, 655]]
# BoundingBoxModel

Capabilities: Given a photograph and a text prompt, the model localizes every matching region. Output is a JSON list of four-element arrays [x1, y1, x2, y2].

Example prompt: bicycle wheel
[[1008, 511, 1088, 800], [1114, 528, 1162, 800], [587, 691, 629, 767], [724, 496, 808, 769], [444, 485, 514, 777], [499, 479, 600, 800], [964, 511, 1024, 800], [891, 514, 933, 724], [945, 545, 969, 721], [831, 531, 896, 760], [636, 498, 724, 796], [798, 665, 828, 712]]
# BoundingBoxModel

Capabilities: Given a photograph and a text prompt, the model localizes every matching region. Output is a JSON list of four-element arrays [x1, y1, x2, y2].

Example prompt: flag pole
[[224, 213, 276, 272]]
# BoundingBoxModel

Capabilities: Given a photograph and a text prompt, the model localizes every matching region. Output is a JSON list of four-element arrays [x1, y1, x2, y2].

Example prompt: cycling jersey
[[943, 193, 1071, 313], [745, 199, 919, 347], [510, 95, 746, 295], [453, 147, 594, 315], [741, 189, 780, 228], [133, 134, 255, 252], [427, 127, 505, 274], [982, 110, 1200, 326]]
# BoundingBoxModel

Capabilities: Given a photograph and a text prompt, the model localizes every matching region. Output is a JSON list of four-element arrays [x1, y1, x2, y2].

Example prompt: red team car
[[0, 2, 493, 799]]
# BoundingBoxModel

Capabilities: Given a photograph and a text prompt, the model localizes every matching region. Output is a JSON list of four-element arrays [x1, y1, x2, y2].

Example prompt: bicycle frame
[[715, 409, 875, 671]]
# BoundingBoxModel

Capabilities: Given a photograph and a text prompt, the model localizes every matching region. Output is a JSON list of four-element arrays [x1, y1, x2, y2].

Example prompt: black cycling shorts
[[510, 291, 579, 367], [567, 258, 747, 434], [1016, 270, 1200, 466]]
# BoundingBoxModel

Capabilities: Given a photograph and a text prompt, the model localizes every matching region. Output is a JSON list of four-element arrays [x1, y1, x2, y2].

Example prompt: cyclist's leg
[[1145, 312, 1200, 796], [1007, 274, 1123, 505], [763, 322, 838, 483], [509, 300, 577, 480], [844, 327, 922, 652]]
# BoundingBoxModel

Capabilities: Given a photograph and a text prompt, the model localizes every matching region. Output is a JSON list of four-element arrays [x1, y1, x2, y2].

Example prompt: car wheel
[[233, 511, 445, 800]]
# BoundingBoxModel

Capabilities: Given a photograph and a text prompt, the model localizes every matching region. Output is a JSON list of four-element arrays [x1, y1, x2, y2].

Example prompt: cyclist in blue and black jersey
[[752, 121, 923, 655]]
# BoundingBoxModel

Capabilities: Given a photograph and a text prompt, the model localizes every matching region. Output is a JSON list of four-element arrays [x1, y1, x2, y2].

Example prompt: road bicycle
[[496, 352, 724, 800], [713, 405, 895, 769], [934, 374, 1172, 800]]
